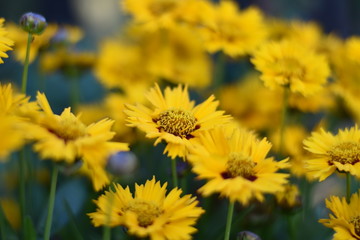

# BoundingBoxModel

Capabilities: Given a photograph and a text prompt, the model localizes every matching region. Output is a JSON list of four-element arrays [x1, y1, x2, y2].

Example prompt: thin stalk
[[287, 214, 296, 240], [346, 173, 351, 203], [279, 87, 290, 155], [171, 158, 178, 188], [19, 149, 27, 237], [224, 201, 234, 240], [103, 187, 115, 240], [103, 226, 111, 240], [0, 204, 6, 240], [213, 52, 226, 89], [21, 32, 32, 94], [44, 166, 59, 240]]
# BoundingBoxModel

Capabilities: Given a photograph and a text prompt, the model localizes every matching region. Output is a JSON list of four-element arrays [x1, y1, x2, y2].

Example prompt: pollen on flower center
[[225, 152, 256, 180], [48, 115, 87, 141], [350, 215, 360, 236], [328, 142, 360, 165], [126, 200, 163, 227], [149, 0, 177, 15], [155, 109, 197, 138]]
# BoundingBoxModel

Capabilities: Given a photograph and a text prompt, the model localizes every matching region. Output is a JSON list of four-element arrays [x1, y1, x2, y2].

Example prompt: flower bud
[[107, 151, 137, 176], [19, 12, 47, 35], [237, 231, 261, 240]]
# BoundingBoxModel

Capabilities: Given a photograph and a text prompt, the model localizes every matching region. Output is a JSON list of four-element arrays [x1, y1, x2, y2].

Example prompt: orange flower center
[[226, 152, 256, 179], [155, 109, 197, 138], [328, 142, 360, 165], [126, 200, 163, 227], [350, 215, 360, 236]]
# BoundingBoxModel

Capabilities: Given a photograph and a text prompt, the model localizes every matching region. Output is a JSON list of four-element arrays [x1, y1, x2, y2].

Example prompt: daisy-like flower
[[320, 191, 360, 240], [187, 125, 289, 205], [198, 1, 267, 57], [28, 92, 129, 190], [0, 18, 14, 64], [304, 125, 360, 181], [275, 184, 301, 209], [88, 177, 204, 240], [124, 83, 231, 159], [251, 40, 330, 97]]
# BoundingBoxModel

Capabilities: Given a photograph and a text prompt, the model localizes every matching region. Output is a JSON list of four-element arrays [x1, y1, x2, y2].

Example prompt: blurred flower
[[320, 191, 360, 239], [275, 184, 301, 209], [0, 115, 24, 160], [124, 83, 231, 159], [187, 125, 289, 205], [199, 1, 267, 57], [0, 198, 20, 230], [88, 177, 204, 239], [251, 40, 330, 97], [27, 92, 129, 190], [7, 22, 58, 63], [0, 18, 14, 64], [94, 39, 156, 91], [304, 125, 360, 181]]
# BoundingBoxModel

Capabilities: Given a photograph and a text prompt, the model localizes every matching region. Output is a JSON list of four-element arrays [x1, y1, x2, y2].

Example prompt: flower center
[[149, 0, 177, 16], [350, 215, 360, 236], [47, 115, 87, 142], [328, 142, 360, 165], [274, 57, 305, 82], [155, 109, 197, 138], [126, 200, 163, 228], [225, 152, 256, 180]]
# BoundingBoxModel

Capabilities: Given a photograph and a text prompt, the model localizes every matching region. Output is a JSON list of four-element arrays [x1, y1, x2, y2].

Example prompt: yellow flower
[[0, 18, 14, 64], [345, 36, 360, 65], [125, 83, 231, 159], [143, 25, 212, 88], [28, 92, 129, 190], [0, 115, 24, 160], [199, 1, 267, 57], [7, 22, 58, 63], [275, 184, 301, 209], [320, 191, 360, 240], [88, 177, 204, 240], [187, 125, 289, 205], [303, 125, 360, 181], [251, 40, 330, 96], [94, 39, 156, 91], [121, 0, 184, 31]]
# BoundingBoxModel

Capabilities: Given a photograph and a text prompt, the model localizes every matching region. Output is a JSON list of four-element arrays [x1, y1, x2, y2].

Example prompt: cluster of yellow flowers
[[1, 0, 360, 239]]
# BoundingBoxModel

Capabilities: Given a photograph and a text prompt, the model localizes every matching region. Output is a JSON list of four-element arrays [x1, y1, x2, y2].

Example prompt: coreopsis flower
[[121, 0, 184, 31], [275, 184, 301, 209], [27, 92, 129, 190], [303, 125, 360, 181], [94, 39, 156, 91], [198, 1, 267, 57], [7, 22, 58, 63], [0, 18, 14, 64], [0, 115, 24, 159], [320, 191, 360, 240], [187, 125, 289, 205], [251, 40, 330, 97], [88, 177, 204, 240], [124, 83, 231, 159]]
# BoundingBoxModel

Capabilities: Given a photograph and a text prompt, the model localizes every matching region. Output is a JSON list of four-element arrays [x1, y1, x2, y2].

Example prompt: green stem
[[21, 32, 33, 94], [0, 204, 6, 240], [103, 226, 111, 240], [44, 166, 59, 240], [279, 86, 289, 155], [346, 173, 351, 203], [224, 201, 234, 240], [171, 158, 178, 188], [19, 149, 26, 237], [287, 214, 296, 240]]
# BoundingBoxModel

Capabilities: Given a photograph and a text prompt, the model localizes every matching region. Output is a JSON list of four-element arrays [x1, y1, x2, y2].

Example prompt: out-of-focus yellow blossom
[[218, 73, 282, 131], [275, 184, 301, 210], [27, 92, 129, 190], [52, 25, 84, 45], [40, 48, 95, 74], [288, 88, 335, 113], [198, 1, 267, 57], [121, 0, 185, 31], [88, 177, 204, 240], [251, 40, 330, 97], [95, 39, 156, 91], [7, 23, 58, 63], [0, 18, 14, 64], [0, 198, 20, 230], [345, 36, 360, 65], [142, 25, 212, 88], [125, 83, 231, 159], [187, 125, 289, 205], [304, 125, 360, 181], [0, 115, 24, 159], [176, 0, 215, 27], [320, 191, 360, 240]]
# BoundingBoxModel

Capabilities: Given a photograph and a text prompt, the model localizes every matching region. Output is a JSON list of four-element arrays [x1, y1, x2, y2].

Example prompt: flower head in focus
[[0, 18, 14, 64]]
